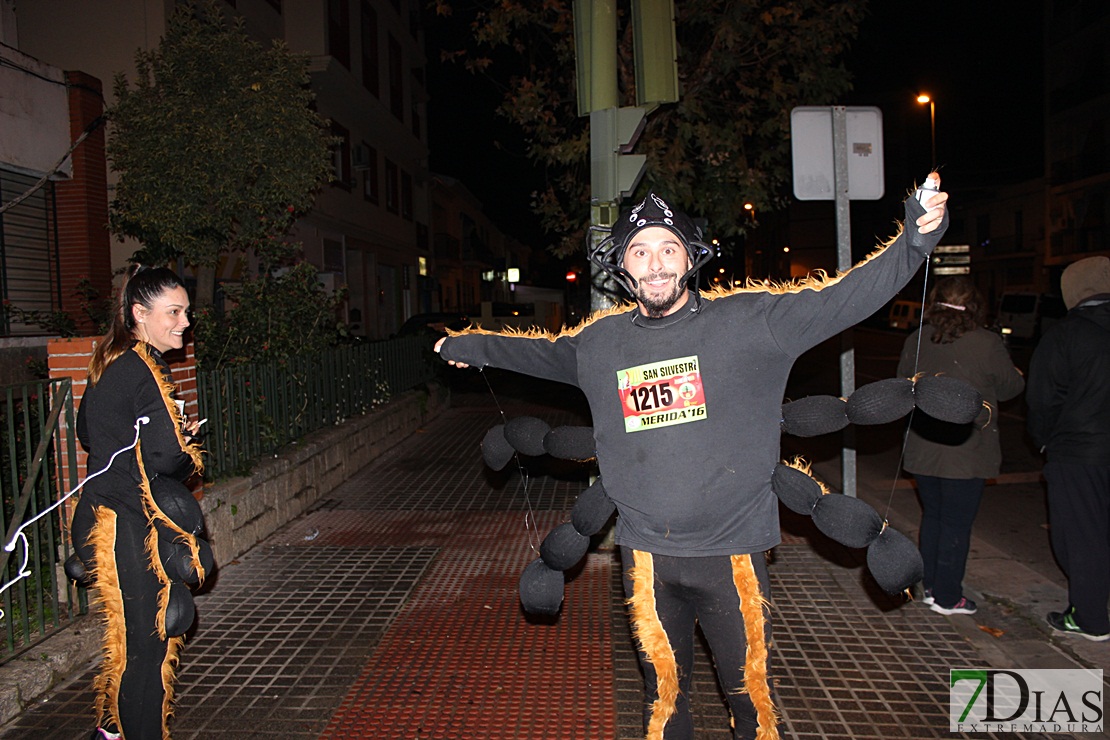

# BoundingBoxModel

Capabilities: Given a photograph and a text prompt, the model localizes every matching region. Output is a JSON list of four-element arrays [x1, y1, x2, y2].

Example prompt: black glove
[[903, 194, 949, 253]]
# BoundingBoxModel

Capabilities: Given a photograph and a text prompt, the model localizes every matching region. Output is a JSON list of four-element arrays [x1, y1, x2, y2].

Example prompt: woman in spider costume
[[69, 266, 211, 740], [437, 179, 949, 740]]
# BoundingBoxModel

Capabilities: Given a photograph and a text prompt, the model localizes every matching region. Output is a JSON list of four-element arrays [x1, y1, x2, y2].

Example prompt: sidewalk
[[0, 387, 1098, 739], [807, 413, 1110, 678]]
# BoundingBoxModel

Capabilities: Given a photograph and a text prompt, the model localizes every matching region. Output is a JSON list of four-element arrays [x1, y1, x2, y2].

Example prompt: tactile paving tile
[[322, 510, 617, 739]]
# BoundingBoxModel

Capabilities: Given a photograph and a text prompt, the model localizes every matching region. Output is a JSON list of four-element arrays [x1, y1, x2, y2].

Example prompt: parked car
[[996, 292, 1066, 344], [887, 299, 922, 330]]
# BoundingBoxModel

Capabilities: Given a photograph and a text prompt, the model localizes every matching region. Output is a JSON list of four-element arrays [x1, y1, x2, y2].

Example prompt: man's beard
[[634, 271, 686, 318]]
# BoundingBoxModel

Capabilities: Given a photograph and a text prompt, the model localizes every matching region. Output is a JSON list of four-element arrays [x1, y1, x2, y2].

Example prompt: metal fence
[[0, 378, 85, 663], [196, 335, 438, 479]]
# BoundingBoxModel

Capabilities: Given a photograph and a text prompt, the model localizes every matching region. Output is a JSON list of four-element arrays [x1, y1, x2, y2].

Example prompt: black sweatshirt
[[77, 343, 200, 521], [441, 199, 944, 556], [1027, 296, 1110, 465]]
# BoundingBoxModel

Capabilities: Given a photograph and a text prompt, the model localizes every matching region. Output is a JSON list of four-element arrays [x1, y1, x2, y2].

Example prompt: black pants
[[1045, 461, 1110, 635], [73, 498, 173, 739], [620, 547, 780, 740], [915, 475, 985, 608]]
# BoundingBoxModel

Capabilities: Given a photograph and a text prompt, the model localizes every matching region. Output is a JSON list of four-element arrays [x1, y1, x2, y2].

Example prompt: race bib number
[[617, 355, 707, 433]]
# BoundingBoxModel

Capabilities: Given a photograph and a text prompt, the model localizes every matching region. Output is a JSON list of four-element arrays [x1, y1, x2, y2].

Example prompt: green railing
[[196, 335, 438, 479], [0, 378, 85, 663]]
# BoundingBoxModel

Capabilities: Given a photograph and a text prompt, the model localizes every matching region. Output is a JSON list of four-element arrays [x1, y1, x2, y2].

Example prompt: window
[[385, 159, 399, 214], [401, 171, 413, 221], [361, 145, 379, 203], [323, 239, 345, 273], [328, 0, 350, 69], [360, 1, 379, 96], [331, 122, 351, 190], [388, 34, 404, 121]]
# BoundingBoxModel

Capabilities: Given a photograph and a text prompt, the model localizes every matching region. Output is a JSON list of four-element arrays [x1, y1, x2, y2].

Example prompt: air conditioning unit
[[352, 144, 372, 171]]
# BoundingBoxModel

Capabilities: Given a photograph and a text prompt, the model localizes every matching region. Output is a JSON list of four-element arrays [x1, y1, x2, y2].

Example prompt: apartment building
[[10, 0, 434, 338]]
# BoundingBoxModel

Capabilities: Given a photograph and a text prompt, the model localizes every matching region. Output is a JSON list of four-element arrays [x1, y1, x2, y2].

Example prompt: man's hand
[[434, 336, 470, 368], [915, 172, 948, 234]]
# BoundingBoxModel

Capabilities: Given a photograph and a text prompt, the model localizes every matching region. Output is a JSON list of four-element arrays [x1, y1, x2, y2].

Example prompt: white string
[[478, 369, 543, 555], [0, 417, 149, 619], [882, 258, 932, 522]]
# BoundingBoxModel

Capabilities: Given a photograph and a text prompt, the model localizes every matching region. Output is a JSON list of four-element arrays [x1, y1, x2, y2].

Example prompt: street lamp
[[916, 94, 936, 165]]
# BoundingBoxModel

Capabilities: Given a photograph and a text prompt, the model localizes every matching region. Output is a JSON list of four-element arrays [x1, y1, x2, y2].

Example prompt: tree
[[434, 0, 868, 255], [108, 0, 334, 305], [192, 262, 347, 370]]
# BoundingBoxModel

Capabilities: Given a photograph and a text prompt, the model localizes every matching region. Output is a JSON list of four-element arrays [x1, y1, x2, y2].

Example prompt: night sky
[[425, 1, 1047, 248]]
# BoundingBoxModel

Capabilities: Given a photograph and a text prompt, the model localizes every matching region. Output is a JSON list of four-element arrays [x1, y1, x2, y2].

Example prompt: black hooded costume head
[[590, 192, 714, 301]]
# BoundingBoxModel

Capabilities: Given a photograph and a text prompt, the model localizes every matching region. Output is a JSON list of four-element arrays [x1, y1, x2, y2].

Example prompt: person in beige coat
[[897, 276, 1025, 616]]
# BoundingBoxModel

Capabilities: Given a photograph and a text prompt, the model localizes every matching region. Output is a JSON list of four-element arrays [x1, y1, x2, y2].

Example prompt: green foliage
[[436, 0, 867, 255], [193, 262, 347, 371], [107, 0, 334, 274]]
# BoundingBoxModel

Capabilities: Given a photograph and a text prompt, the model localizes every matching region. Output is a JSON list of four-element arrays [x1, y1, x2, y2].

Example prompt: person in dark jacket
[[435, 179, 949, 740], [71, 266, 208, 739], [1027, 255, 1110, 642], [897, 276, 1025, 616]]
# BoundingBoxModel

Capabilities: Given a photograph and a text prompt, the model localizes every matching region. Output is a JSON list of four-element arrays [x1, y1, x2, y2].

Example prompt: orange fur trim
[[161, 635, 184, 738], [447, 225, 907, 338], [700, 226, 904, 302], [781, 456, 831, 496], [137, 444, 173, 641], [137, 445, 189, 736], [626, 550, 680, 740], [135, 442, 207, 644], [87, 506, 126, 733], [137, 439, 207, 589], [731, 554, 780, 740], [445, 301, 636, 342], [132, 343, 205, 475]]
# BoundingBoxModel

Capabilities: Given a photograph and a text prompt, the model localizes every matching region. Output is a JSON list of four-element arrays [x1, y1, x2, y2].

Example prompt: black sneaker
[[1046, 607, 1110, 642], [930, 596, 977, 615]]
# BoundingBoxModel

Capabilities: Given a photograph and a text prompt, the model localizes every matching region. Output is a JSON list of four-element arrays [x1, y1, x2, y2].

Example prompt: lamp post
[[916, 94, 936, 165]]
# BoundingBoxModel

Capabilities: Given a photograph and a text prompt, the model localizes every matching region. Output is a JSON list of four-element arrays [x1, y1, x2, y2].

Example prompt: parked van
[[887, 300, 922, 330], [996, 292, 1066, 343]]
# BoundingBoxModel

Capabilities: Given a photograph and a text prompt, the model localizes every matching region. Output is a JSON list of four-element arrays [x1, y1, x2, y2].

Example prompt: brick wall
[[53, 71, 112, 335]]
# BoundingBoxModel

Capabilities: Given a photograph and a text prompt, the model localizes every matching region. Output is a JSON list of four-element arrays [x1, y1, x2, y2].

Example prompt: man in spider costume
[[435, 179, 949, 740]]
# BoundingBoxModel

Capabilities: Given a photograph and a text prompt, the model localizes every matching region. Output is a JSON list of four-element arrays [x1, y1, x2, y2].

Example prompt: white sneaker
[[930, 597, 977, 615]]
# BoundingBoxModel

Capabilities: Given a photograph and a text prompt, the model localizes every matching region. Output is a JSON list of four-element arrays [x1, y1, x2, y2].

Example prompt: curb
[[0, 611, 100, 727], [824, 458, 1110, 675]]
